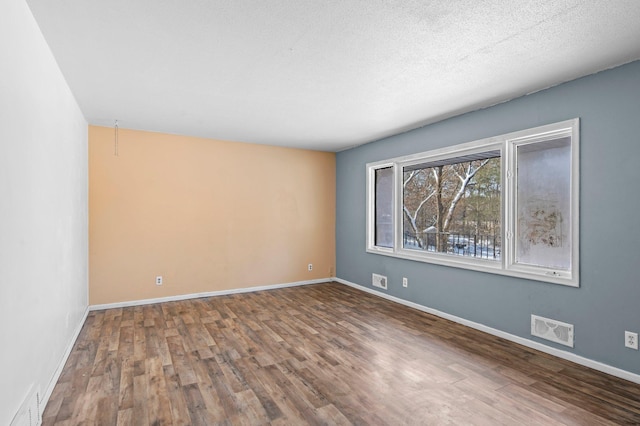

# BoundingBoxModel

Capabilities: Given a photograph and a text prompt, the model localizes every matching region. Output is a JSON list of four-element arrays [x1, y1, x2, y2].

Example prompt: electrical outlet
[[402, 277, 408, 288], [308, 263, 313, 272], [156, 276, 163, 286], [625, 331, 638, 350]]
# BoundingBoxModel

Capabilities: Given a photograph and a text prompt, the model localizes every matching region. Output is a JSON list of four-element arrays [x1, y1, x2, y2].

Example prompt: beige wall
[[89, 126, 335, 305]]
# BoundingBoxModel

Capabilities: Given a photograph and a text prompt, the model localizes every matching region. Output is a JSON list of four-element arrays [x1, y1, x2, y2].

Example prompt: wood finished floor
[[43, 282, 640, 425]]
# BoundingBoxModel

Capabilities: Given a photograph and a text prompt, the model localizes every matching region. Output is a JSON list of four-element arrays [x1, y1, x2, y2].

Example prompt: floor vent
[[372, 273, 387, 290], [531, 314, 574, 347]]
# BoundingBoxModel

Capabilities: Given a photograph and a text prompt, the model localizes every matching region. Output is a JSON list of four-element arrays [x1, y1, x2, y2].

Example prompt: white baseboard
[[89, 278, 330, 311], [334, 277, 640, 385], [40, 306, 90, 417]]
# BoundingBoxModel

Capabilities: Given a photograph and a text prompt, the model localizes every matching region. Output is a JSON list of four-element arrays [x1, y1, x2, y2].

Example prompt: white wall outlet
[[308, 263, 313, 271], [625, 331, 638, 350], [156, 276, 163, 286], [402, 277, 408, 288]]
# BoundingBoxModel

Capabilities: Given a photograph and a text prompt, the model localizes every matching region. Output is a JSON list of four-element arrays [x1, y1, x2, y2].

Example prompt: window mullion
[[366, 118, 578, 287]]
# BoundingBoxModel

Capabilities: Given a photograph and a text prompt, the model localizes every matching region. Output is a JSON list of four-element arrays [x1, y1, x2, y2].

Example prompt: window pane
[[516, 137, 571, 269], [367, 119, 577, 286], [375, 167, 393, 248], [402, 156, 501, 259]]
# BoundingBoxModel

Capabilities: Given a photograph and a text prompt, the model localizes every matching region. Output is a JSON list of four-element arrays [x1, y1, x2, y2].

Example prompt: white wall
[[0, 0, 88, 424]]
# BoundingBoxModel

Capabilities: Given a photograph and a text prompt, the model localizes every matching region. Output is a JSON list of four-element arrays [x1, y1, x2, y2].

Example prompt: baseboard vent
[[10, 385, 41, 426], [531, 314, 574, 348], [372, 273, 387, 290]]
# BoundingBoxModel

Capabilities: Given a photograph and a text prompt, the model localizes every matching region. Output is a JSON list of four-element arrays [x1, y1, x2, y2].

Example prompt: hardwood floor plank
[[165, 334, 198, 386], [230, 389, 270, 425], [314, 404, 352, 426], [132, 370, 150, 425], [95, 395, 119, 426], [117, 357, 134, 410], [182, 383, 211, 426], [133, 308, 147, 362], [162, 365, 192, 426], [147, 357, 173, 425], [200, 357, 239, 419], [275, 360, 329, 409], [253, 363, 318, 423], [42, 282, 640, 425], [117, 323, 134, 360], [232, 358, 284, 422], [529, 371, 640, 423], [115, 407, 132, 426], [188, 354, 226, 421]]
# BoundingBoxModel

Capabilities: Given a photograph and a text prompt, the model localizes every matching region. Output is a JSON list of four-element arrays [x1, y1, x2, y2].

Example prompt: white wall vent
[[531, 314, 574, 347], [372, 273, 387, 290], [10, 385, 41, 426]]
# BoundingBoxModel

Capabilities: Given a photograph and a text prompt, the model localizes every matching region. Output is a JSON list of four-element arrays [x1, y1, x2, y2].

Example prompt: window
[[374, 166, 394, 248], [367, 119, 579, 286], [403, 152, 501, 259]]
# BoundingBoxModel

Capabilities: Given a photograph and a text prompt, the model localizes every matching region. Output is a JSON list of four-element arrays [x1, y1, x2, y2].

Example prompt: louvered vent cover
[[372, 273, 387, 290], [531, 314, 574, 347]]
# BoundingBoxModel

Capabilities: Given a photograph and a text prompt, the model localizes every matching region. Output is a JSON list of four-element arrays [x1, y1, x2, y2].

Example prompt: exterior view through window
[[403, 155, 501, 259], [514, 137, 572, 270], [375, 167, 394, 248], [366, 119, 579, 287]]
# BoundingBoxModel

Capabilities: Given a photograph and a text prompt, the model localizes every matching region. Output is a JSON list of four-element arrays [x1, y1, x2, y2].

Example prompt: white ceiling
[[26, 0, 640, 152]]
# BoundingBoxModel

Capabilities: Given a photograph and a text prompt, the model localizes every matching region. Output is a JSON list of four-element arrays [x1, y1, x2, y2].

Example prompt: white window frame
[[367, 162, 395, 255], [366, 119, 579, 287]]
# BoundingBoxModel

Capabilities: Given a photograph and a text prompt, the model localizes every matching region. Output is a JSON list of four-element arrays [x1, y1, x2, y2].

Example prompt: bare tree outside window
[[367, 119, 578, 286], [402, 156, 501, 259]]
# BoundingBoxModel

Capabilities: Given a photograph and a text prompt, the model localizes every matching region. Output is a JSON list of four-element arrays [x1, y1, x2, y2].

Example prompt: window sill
[[366, 246, 578, 287]]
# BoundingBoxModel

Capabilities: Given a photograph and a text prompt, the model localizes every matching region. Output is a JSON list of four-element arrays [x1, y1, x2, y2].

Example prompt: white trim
[[89, 278, 330, 311], [366, 161, 395, 254], [40, 306, 90, 416], [333, 277, 640, 385], [504, 119, 579, 286], [365, 119, 579, 287]]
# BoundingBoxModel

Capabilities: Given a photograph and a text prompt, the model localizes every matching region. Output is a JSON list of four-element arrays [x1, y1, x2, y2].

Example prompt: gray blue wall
[[336, 60, 640, 375]]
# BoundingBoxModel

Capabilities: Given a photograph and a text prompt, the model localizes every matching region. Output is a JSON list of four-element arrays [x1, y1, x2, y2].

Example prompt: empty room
[[3, 0, 640, 424]]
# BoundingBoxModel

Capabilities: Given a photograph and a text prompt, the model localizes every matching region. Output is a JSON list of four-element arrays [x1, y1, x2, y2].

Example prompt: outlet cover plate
[[625, 331, 638, 350]]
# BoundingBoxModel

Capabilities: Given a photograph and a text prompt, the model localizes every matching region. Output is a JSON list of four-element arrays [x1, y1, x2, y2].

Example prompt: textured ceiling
[[26, 0, 640, 151]]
